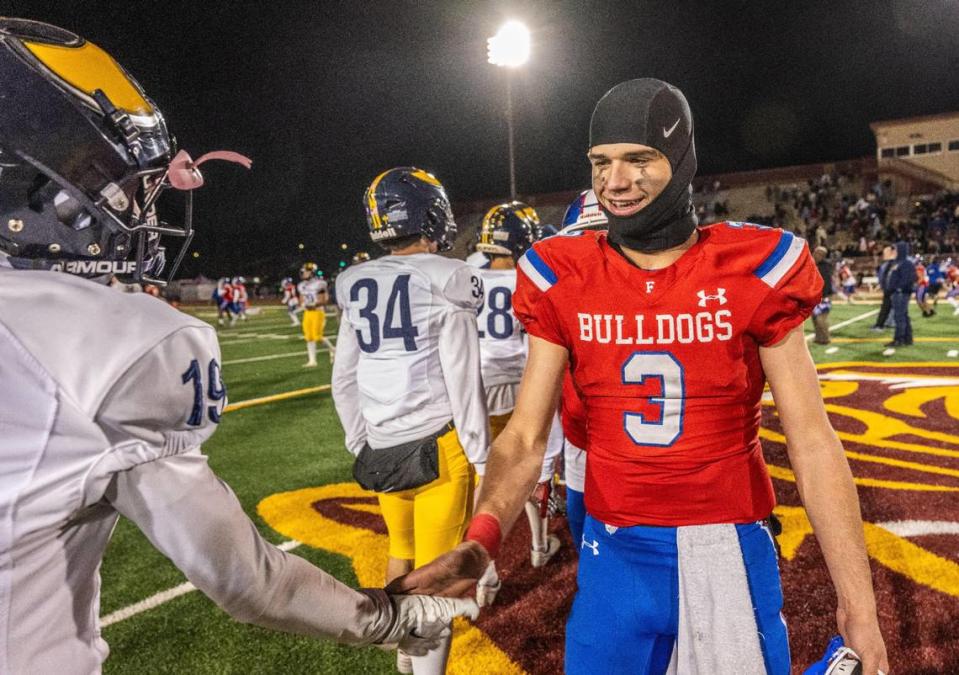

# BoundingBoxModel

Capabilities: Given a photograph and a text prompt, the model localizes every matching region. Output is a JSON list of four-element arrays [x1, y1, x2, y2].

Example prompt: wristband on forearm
[[464, 513, 502, 559]]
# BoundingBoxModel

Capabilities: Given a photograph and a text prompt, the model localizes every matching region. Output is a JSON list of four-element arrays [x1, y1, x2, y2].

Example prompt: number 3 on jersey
[[350, 275, 419, 353], [622, 352, 685, 446]]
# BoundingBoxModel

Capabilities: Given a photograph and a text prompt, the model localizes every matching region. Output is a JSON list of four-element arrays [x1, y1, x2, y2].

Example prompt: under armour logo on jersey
[[697, 288, 727, 307], [581, 535, 600, 556]]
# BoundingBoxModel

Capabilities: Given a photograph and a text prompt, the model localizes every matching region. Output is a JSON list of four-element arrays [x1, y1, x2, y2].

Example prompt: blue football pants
[[565, 514, 789, 674]]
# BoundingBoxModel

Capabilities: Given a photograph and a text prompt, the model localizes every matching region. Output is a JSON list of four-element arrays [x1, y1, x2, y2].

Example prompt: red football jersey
[[561, 369, 587, 450], [515, 223, 821, 527]]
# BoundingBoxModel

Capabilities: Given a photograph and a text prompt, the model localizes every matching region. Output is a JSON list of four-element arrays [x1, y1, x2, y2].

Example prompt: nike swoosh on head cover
[[663, 118, 681, 138]]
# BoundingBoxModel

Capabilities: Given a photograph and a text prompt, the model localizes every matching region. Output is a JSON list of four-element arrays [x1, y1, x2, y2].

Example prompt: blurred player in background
[[280, 276, 300, 325], [914, 256, 930, 316], [0, 19, 476, 672], [887, 241, 916, 347], [812, 246, 833, 345], [297, 262, 333, 366], [944, 258, 959, 315], [231, 275, 249, 322], [214, 276, 234, 325], [332, 167, 489, 674], [837, 258, 856, 303], [471, 202, 563, 607], [924, 258, 945, 316]]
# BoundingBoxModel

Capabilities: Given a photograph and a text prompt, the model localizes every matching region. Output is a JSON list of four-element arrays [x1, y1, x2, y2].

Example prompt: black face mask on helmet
[[0, 18, 250, 284], [589, 78, 698, 253]]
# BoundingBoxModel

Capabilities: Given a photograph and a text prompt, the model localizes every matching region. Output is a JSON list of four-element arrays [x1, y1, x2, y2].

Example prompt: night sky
[[5, 1, 959, 279]]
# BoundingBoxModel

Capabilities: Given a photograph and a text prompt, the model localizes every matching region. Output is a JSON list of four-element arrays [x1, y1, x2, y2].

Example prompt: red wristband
[[464, 513, 502, 559]]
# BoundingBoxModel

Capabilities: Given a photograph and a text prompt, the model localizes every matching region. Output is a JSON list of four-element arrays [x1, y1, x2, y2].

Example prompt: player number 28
[[621, 352, 685, 446], [478, 286, 514, 340]]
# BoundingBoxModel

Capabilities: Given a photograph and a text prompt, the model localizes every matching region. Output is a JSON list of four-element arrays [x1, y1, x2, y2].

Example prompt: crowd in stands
[[698, 170, 955, 259], [759, 173, 958, 260]]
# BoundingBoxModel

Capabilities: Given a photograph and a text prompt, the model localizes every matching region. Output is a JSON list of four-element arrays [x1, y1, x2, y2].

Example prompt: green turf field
[[98, 300, 959, 674]]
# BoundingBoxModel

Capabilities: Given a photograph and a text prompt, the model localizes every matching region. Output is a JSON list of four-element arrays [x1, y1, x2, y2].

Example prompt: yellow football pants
[[377, 428, 475, 567], [301, 308, 326, 342]]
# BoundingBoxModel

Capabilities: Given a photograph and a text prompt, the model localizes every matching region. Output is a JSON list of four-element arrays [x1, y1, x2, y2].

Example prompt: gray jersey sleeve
[[106, 450, 395, 643], [96, 325, 226, 461], [332, 309, 367, 455], [439, 265, 489, 470]]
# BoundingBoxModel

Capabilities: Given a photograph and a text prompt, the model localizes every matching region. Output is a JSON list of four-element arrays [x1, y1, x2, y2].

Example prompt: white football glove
[[375, 593, 479, 656]]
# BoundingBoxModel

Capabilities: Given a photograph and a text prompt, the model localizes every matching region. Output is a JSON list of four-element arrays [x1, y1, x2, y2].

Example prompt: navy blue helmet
[[0, 18, 250, 284], [364, 167, 456, 251], [476, 201, 536, 259]]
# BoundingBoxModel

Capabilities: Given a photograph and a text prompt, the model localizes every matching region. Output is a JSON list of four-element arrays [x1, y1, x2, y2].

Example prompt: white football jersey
[[0, 267, 223, 673], [332, 253, 489, 468], [476, 268, 526, 389], [297, 277, 328, 309], [0, 266, 406, 672]]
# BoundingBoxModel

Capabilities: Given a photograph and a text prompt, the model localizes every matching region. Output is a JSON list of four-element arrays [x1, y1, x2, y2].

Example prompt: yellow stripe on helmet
[[480, 205, 504, 247], [24, 39, 154, 117], [366, 169, 393, 230], [410, 169, 441, 187]]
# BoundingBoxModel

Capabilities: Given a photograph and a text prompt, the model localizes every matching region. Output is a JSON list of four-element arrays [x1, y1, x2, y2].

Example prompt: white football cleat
[[303, 361, 317, 368], [531, 534, 561, 568]]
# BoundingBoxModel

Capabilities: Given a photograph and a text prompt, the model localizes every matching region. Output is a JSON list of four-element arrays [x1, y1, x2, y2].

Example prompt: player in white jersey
[[471, 202, 563, 606], [297, 262, 334, 366], [280, 276, 301, 325], [0, 19, 475, 673], [333, 167, 489, 675]]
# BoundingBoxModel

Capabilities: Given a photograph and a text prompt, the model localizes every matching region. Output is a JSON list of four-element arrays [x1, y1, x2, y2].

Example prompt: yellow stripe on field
[[224, 385, 330, 413], [258, 484, 526, 674], [761, 401, 959, 459], [863, 522, 959, 598], [824, 337, 959, 344], [766, 463, 959, 492], [772, 505, 959, 598], [760, 427, 959, 481], [816, 362, 959, 369]]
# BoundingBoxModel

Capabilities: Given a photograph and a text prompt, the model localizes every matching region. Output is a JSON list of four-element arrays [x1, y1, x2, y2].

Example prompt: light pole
[[487, 20, 530, 199]]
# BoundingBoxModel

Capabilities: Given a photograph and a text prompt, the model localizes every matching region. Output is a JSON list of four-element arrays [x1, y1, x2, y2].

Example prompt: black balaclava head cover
[[589, 78, 698, 252]]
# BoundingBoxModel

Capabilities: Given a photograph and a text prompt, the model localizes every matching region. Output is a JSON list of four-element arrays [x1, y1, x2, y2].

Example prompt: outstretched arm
[[107, 450, 476, 653], [474, 336, 567, 531], [761, 326, 888, 675], [388, 336, 567, 597]]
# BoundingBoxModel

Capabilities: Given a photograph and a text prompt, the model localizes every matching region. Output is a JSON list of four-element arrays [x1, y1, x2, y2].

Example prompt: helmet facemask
[[0, 18, 249, 284]]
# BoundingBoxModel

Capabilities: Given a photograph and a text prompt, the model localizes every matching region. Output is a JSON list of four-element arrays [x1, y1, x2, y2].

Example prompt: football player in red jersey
[[391, 79, 888, 675]]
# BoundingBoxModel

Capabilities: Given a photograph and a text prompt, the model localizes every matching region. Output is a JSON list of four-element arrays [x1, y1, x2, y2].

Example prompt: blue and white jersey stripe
[[518, 247, 558, 293], [754, 231, 806, 288]]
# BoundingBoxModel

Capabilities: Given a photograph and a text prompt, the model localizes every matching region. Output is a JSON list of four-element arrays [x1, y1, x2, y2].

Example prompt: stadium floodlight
[[487, 20, 530, 68], [487, 20, 530, 198]]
